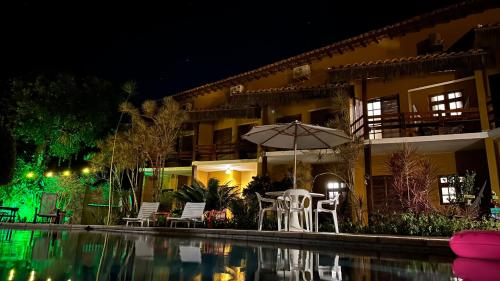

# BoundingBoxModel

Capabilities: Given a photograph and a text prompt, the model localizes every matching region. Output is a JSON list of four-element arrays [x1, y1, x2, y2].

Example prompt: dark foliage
[[0, 125, 16, 185], [243, 175, 292, 197], [324, 212, 498, 237]]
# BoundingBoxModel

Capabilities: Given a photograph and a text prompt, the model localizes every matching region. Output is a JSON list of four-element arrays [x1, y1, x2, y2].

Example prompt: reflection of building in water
[[202, 240, 232, 256]]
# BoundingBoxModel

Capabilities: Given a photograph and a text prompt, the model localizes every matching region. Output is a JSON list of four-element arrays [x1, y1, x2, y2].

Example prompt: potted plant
[[461, 171, 477, 205], [447, 170, 476, 205]]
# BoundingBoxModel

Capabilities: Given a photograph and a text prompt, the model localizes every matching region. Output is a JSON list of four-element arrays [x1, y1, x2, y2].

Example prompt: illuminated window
[[327, 181, 345, 199], [438, 176, 461, 204], [430, 91, 463, 117], [367, 100, 382, 139]]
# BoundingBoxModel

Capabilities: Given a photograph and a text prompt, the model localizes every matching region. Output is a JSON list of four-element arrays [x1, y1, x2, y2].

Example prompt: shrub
[[386, 144, 436, 214], [324, 212, 498, 237]]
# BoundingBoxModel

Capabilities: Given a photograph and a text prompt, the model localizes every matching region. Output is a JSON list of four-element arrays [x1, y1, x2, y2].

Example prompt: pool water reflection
[[0, 229, 471, 280]]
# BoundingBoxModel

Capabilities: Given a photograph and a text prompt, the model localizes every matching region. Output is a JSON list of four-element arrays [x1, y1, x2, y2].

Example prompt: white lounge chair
[[179, 245, 202, 263], [166, 202, 206, 228], [123, 202, 160, 227]]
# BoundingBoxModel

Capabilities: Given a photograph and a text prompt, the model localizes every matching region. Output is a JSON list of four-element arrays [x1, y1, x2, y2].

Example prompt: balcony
[[194, 143, 257, 161], [351, 108, 482, 139]]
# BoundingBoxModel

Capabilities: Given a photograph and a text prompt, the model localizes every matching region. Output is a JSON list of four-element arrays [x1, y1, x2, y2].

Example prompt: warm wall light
[[82, 167, 90, 174], [327, 182, 334, 189], [225, 167, 232, 174], [45, 171, 54, 178], [62, 170, 71, 177]]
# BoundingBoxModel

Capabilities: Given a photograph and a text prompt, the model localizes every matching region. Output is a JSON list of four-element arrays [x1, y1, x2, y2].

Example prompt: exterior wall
[[371, 152, 457, 208], [149, 7, 500, 219], [240, 171, 255, 190], [198, 123, 214, 145], [195, 170, 257, 195]]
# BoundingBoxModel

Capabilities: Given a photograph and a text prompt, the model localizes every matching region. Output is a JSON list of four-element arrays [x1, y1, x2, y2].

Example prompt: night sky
[[0, 1, 462, 100]]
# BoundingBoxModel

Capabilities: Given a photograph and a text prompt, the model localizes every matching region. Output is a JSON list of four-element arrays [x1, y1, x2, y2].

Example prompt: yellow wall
[[371, 152, 457, 208], [354, 151, 368, 224], [195, 169, 257, 195], [198, 122, 214, 145], [196, 170, 208, 186], [240, 171, 255, 190], [410, 79, 477, 114]]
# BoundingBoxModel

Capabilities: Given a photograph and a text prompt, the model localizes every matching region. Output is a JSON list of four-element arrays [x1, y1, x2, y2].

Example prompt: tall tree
[[6, 74, 120, 166], [120, 97, 186, 201]]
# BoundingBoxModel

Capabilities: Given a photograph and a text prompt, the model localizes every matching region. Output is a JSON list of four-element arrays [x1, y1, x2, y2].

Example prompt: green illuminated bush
[[0, 158, 92, 222]]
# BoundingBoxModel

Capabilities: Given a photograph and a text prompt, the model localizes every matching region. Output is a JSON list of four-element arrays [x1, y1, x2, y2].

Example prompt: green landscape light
[[26, 172, 35, 179], [82, 167, 90, 174]]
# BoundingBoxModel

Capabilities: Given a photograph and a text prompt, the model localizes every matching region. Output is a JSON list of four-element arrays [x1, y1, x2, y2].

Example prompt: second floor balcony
[[351, 107, 483, 140]]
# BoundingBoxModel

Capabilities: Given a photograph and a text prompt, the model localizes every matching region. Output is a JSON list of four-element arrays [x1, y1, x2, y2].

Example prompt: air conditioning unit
[[182, 102, 193, 111], [292, 64, 311, 81], [229, 84, 245, 96]]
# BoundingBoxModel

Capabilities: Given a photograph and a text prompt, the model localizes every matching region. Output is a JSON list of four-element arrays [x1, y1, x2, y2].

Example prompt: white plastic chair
[[316, 254, 342, 281], [255, 192, 277, 231], [289, 249, 313, 281], [314, 193, 340, 233], [282, 189, 313, 232], [276, 196, 288, 231]]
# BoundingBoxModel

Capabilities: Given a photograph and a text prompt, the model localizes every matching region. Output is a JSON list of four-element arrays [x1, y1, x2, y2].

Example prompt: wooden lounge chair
[[166, 202, 206, 228], [123, 202, 160, 227], [34, 193, 59, 224]]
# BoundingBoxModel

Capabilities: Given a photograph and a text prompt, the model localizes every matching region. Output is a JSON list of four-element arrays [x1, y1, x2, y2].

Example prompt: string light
[[62, 170, 71, 177], [45, 171, 54, 177]]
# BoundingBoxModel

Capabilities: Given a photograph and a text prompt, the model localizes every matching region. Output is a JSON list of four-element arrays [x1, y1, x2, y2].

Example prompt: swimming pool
[[0, 228, 473, 280]]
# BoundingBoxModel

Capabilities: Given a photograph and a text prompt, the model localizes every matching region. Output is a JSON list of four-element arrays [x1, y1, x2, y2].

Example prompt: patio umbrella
[[242, 120, 351, 188]]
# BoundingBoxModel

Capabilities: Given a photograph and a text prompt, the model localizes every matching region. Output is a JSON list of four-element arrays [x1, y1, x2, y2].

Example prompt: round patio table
[[265, 191, 324, 232]]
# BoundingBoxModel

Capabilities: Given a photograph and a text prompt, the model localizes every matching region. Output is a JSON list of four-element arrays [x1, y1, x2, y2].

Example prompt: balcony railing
[[194, 143, 257, 161], [351, 108, 482, 139]]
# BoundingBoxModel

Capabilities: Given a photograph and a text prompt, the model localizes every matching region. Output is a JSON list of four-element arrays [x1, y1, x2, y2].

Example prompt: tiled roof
[[329, 49, 491, 81], [187, 106, 261, 122], [240, 83, 349, 95], [230, 83, 352, 106], [172, 0, 498, 100]]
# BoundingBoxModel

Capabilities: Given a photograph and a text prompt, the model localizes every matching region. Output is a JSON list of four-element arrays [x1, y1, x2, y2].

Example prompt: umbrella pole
[[293, 140, 297, 189]]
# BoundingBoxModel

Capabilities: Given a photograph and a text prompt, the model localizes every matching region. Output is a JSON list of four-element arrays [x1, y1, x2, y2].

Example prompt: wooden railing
[[351, 108, 482, 138], [487, 97, 497, 129], [194, 143, 257, 161]]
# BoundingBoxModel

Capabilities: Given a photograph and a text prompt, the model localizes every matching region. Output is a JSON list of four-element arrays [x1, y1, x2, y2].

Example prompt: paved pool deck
[[0, 222, 452, 256]]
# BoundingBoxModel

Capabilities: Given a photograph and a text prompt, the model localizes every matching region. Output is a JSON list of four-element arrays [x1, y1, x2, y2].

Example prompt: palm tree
[[174, 178, 239, 211]]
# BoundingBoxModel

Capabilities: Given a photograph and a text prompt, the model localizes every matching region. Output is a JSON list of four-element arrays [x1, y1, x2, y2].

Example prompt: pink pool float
[[450, 230, 500, 260], [453, 257, 500, 281]]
